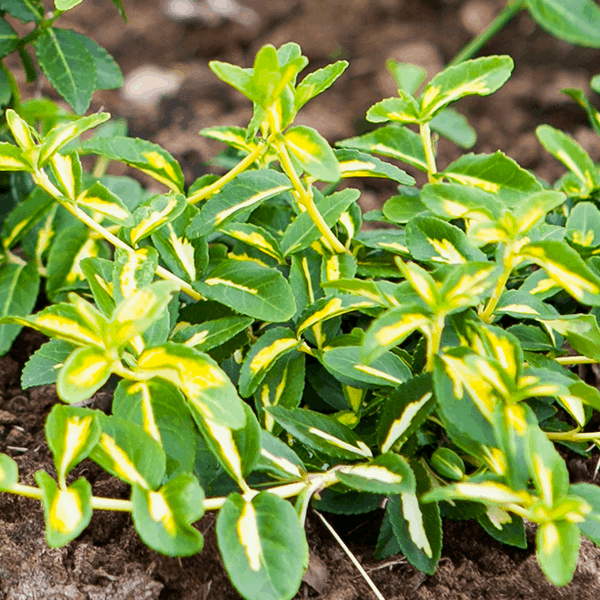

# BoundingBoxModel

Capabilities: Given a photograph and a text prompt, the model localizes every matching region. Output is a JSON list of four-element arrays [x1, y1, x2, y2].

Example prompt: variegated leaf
[[239, 327, 301, 397]]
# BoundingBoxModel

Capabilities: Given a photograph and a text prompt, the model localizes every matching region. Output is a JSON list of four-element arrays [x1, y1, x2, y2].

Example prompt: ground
[[2, 0, 600, 598]]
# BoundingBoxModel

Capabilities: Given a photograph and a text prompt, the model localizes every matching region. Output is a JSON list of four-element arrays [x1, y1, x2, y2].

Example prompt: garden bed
[[2, 0, 600, 598]]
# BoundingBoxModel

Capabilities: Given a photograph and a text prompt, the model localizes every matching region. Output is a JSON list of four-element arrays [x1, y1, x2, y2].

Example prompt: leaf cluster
[[2, 2, 600, 599]]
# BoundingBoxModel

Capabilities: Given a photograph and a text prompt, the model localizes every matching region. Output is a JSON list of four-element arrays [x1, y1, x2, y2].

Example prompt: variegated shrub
[[2, 1, 600, 598]]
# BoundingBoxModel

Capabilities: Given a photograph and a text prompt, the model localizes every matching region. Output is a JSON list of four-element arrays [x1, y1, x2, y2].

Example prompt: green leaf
[[55, 0, 82, 8], [283, 126, 341, 182], [295, 60, 348, 110], [362, 304, 431, 363], [566, 201, 600, 252], [520, 241, 600, 305], [220, 222, 284, 263], [199, 126, 256, 153], [45, 405, 100, 482], [420, 182, 501, 222], [34, 28, 97, 114], [387, 461, 442, 574], [407, 215, 486, 264], [429, 108, 477, 149], [80, 257, 115, 317], [526, 0, 600, 47], [297, 293, 377, 336], [113, 379, 198, 478], [526, 424, 569, 508], [536, 520, 580, 586], [137, 342, 246, 430], [21, 339, 74, 388], [255, 428, 306, 481], [171, 316, 253, 353], [77, 181, 134, 226], [477, 509, 527, 549], [543, 314, 600, 361], [2, 188, 53, 250], [60, 30, 123, 90], [495, 290, 557, 320], [194, 260, 296, 323], [111, 247, 158, 303], [366, 94, 420, 124], [267, 406, 373, 460], [561, 88, 600, 138], [0, 300, 103, 347], [91, 414, 166, 490], [81, 136, 185, 192], [195, 403, 261, 486], [337, 124, 428, 171], [0, 19, 18, 58], [433, 351, 497, 449], [56, 345, 111, 404], [127, 192, 187, 245], [443, 151, 543, 207], [377, 374, 435, 453], [386, 60, 426, 95], [217, 492, 309, 600], [35, 472, 93, 547], [0, 453, 18, 491], [281, 188, 359, 256], [382, 188, 428, 224], [313, 488, 383, 515], [239, 328, 301, 397], [321, 344, 412, 388], [0, 261, 40, 354], [335, 148, 415, 185], [337, 453, 415, 495], [132, 473, 205, 556], [536, 124, 600, 194], [254, 352, 305, 431], [209, 61, 256, 102], [430, 448, 465, 481], [0, 142, 33, 171], [187, 170, 292, 237], [570, 482, 600, 546], [109, 0, 127, 19], [420, 55, 514, 119], [0, 0, 43, 21]]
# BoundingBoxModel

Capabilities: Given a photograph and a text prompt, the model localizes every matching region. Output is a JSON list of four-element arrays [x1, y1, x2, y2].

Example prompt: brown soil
[[3, 0, 600, 598]]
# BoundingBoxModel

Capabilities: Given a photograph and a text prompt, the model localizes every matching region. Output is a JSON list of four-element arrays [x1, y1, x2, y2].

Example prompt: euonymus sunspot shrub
[[2, 1, 600, 598]]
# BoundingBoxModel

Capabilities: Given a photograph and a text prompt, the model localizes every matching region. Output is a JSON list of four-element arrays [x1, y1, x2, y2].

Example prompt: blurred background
[[8, 0, 600, 208]]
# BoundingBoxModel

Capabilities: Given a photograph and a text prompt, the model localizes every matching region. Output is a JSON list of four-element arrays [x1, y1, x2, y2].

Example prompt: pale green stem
[[9, 483, 133, 511], [555, 356, 599, 366], [419, 122, 438, 182], [275, 139, 347, 254], [187, 142, 267, 205], [546, 430, 600, 442], [447, 0, 527, 67]]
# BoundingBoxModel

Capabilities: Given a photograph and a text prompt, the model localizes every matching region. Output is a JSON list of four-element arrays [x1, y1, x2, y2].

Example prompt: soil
[[3, 0, 600, 598]]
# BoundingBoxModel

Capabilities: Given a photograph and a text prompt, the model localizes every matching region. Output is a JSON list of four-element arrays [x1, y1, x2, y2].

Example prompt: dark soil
[[3, 0, 600, 598]]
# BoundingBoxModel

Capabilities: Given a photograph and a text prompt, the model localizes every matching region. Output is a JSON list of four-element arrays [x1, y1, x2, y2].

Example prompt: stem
[[447, 0, 527, 67], [187, 142, 267, 205], [546, 430, 600, 442], [555, 356, 599, 366], [1, 62, 22, 114], [275, 139, 347, 254], [419, 122, 438, 182], [9, 484, 133, 511]]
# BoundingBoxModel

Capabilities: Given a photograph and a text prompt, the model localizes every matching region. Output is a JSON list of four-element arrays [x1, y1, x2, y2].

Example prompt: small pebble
[[122, 65, 183, 111], [459, 0, 496, 37]]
